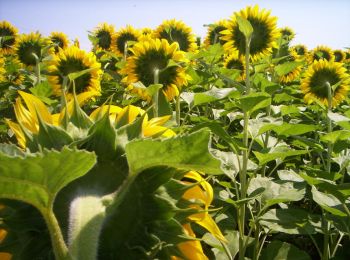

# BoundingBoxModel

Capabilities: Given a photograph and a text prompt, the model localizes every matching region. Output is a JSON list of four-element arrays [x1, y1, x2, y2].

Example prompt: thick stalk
[[326, 82, 333, 173], [35, 58, 41, 85], [44, 209, 70, 260], [123, 42, 128, 61], [238, 35, 251, 260], [153, 68, 160, 117], [322, 211, 330, 260], [176, 94, 181, 126]]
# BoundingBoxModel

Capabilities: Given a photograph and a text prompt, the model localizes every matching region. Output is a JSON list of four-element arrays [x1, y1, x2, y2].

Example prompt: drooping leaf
[[238, 92, 271, 114], [193, 87, 236, 107], [254, 146, 307, 165], [236, 15, 253, 39], [0, 148, 96, 213]]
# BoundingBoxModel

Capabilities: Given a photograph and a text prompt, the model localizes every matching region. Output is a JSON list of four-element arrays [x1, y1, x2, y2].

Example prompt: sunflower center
[[334, 52, 343, 62], [116, 33, 138, 54], [97, 30, 112, 50], [134, 49, 178, 87], [56, 57, 91, 93], [226, 59, 244, 71], [209, 26, 226, 45], [18, 41, 42, 66], [309, 68, 341, 98], [159, 27, 190, 51], [313, 50, 331, 61], [0, 27, 15, 48], [233, 17, 270, 56]]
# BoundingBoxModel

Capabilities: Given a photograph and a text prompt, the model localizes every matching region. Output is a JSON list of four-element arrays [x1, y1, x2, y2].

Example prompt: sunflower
[[333, 49, 346, 63], [345, 50, 350, 64], [141, 27, 153, 36], [154, 19, 197, 52], [15, 32, 50, 67], [301, 60, 349, 107], [49, 31, 69, 53], [204, 20, 229, 47], [221, 5, 280, 61], [121, 38, 190, 101], [111, 25, 141, 57], [308, 45, 335, 63], [279, 27, 295, 41], [48, 46, 102, 97], [223, 51, 246, 81], [0, 21, 18, 55], [2, 57, 25, 85], [290, 44, 308, 57], [91, 23, 115, 51], [278, 50, 302, 84]]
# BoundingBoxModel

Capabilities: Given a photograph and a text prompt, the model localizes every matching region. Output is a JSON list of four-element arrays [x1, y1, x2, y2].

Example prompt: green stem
[[153, 68, 159, 117], [176, 94, 181, 126], [322, 211, 330, 260], [35, 58, 41, 86], [238, 35, 251, 260], [326, 82, 333, 174], [123, 42, 128, 61], [331, 233, 344, 257], [44, 209, 70, 260], [309, 234, 323, 258]]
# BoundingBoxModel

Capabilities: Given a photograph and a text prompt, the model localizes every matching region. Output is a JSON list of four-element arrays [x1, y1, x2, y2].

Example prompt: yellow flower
[[15, 32, 51, 67], [111, 25, 141, 57], [290, 44, 308, 59], [222, 5, 280, 61], [0, 55, 5, 82], [301, 60, 350, 107], [223, 51, 246, 81], [307, 45, 335, 63], [279, 27, 295, 41], [91, 23, 115, 51], [48, 46, 102, 98], [0, 20, 18, 55], [278, 50, 302, 84], [141, 27, 153, 36], [49, 31, 69, 53], [121, 38, 190, 101], [333, 49, 346, 63], [204, 20, 229, 47], [154, 19, 198, 52]]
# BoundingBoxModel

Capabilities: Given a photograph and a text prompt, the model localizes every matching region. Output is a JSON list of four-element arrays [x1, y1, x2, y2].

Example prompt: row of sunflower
[[1, 4, 350, 260]]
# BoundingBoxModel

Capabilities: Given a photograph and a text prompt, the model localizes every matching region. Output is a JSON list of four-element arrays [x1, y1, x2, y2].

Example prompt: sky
[[1, 0, 349, 51]]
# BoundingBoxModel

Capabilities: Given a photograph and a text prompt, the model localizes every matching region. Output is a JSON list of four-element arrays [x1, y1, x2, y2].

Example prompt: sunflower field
[[0, 4, 350, 260]]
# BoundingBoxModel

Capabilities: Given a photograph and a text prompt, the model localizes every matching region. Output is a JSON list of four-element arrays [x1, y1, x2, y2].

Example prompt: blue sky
[[1, 0, 349, 51]]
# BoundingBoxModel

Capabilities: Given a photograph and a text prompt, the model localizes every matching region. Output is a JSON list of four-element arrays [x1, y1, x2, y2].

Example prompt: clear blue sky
[[1, 0, 349, 51]]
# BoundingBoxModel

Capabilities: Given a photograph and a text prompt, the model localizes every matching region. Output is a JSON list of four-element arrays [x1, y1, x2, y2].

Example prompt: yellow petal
[[190, 213, 227, 243], [18, 91, 52, 124], [14, 98, 37, 133], [0, 252, 12, 260], [5, 119, 26, 148]]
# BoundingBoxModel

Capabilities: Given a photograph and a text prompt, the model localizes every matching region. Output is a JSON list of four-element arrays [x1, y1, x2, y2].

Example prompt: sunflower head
[[49, 32, 69, 53], [277, 50, 303, 84], [223, 51, 246, 81], [154, 19, 198, 52], [204, 20, 229, 47], [2, 57, 25, 85], [279, 27, 295, 41], [0, 55, 5, 82], [301, 59, 350, 107], [91, 23, 115, 51], [308, 45, 335, 63], [121, 38, 190, 101], [222, 5, 280, 61], [141, 27, 153, 36], [290, 44, 308, 58], [333, 49, 346, 63], [0, 21, 18, 55], [111, 25, 141, 57], [15, 32, 51, 67], [48, 46, 102, 98]]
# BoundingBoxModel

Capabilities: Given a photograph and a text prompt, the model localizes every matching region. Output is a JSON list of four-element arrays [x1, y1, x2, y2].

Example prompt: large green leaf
[[259, 208, 322, 235], [125, 129, 223, 175], [236, 15, 253, 39], [274, 61, 303, 77], [182, 87, 236, 107], [238, 92, 271, 114], [260, 240, 311, 260], [273, 123, 318, 137], [0, 148, 96, 213], [320, 130, 350, 143], [254, 146, 307, 165]]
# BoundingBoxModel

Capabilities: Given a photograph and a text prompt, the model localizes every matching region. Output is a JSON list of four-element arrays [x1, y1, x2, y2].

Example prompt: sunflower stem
[[123, 42, 128, 61], [33, 53, 41, 85], [153, 68, 160, 117], [238, 35, 251, 260], [326, 82, 333, 174], [176, 94, 181, 126]]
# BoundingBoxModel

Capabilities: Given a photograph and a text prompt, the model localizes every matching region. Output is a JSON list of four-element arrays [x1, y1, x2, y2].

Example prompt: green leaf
[[280, 105, 301, 116], [146, 83, 163, 97], [238, 92, 271, 114], [274, 61, 302, 77], [236, 15, 253, 38], [0, 148, 96, 213], [68, 68, 96, 81], [29, 81, 56, 105], [320, 130, 350, 143], [193, 87, 236, 107], [311, 186, 348, 217], [260, 241, 311, 260], [254, 146, 307, 165], [273, 123, 318, 136], [259, 208, 322, 235], [125, 129, 223, 175]]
